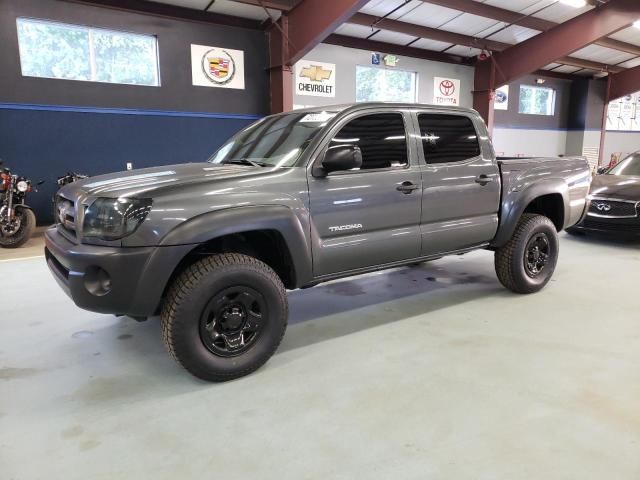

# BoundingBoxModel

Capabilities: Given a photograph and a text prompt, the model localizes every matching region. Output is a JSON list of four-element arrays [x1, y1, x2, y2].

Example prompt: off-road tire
[[495, 214, 559, 294], [0, 208, 36, 248], [161, 253, 288, 382]]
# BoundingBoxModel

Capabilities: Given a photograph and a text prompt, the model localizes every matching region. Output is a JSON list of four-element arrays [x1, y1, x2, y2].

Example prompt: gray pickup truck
[[45, 103, 591, 381]]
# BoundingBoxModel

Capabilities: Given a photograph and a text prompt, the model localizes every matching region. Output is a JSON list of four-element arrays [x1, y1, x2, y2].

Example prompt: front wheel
[[0, 208, 36, 248], [161, 253, 288, 382], [495, 214, 559, 294]]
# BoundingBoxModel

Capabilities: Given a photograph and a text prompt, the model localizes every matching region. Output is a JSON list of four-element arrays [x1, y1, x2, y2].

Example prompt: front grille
[[55, 194, 77, 240], [583, 217, 640, 233], [588, 199, 638, 218]]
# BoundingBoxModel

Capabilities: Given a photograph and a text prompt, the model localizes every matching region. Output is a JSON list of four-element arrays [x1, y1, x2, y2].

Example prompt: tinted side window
[[329, 113, 408, 170], [418, 114, 481, 164]]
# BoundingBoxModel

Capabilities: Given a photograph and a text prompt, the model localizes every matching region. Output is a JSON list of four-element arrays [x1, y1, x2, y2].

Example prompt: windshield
[[209, 111, 338, 167], [608, 153, 640, 176]]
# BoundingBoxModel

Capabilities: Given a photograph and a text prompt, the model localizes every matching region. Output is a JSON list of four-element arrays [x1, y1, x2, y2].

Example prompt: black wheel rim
[[524, 233, 551, 278], [199, 286, 265, 357]]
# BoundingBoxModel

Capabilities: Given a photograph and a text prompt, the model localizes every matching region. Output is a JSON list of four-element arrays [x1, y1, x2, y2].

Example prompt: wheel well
[[169, 230, 297, 290], [523, 194, 564, 231]]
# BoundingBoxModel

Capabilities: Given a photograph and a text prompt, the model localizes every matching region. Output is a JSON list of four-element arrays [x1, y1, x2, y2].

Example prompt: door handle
[[397, 181, 419, 194], [475, 174, 493, 186]]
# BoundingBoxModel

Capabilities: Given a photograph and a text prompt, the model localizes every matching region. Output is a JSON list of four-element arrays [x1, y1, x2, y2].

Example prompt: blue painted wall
[[0, 105, 257, 223], [0, 0, 269, 224]]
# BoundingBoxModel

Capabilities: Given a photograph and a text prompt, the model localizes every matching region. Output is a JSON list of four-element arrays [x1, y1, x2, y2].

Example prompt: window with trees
[[16, 18, 160, 86], [355, 66, 417, 103], [518, 85, 556, 116]]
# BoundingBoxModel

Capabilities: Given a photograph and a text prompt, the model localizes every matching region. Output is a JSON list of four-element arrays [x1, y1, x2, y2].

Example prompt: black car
[[571, 152, 640, 236]]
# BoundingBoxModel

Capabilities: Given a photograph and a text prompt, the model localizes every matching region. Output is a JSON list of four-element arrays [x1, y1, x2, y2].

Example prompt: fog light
[[84, 266, 112, 296]]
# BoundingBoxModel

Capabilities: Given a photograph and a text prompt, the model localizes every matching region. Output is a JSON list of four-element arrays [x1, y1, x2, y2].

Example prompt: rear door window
[[417, 114, 481, 164]]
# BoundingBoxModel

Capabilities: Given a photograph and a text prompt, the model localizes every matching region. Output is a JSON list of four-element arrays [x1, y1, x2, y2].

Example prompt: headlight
[[83, 197, 152, 241], [16, 180, 29, 192]]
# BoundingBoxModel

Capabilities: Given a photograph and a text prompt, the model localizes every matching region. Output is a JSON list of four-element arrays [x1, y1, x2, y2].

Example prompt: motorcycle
[[0, 161, 42, 248], [57, 171, 88, 188]]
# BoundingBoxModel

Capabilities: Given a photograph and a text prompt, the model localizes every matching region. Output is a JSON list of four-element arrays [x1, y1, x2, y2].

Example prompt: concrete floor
[[1, 233, 639, 479]]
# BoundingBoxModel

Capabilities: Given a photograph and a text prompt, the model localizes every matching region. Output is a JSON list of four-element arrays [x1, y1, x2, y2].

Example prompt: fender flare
[[159, 205, 313, 287], [491, 179, 569, 248]]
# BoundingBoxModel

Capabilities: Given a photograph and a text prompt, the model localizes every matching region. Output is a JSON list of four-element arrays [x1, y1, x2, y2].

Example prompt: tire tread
[[161, 253, 287, 381], [495, 213, 557, 294]]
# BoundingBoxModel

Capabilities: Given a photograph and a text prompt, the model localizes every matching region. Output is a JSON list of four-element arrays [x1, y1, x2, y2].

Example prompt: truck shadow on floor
[[279, 259, 507, 353]]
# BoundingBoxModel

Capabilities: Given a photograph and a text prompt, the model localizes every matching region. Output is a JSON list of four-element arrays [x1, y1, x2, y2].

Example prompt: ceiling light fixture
[[559, 0, 587, 7]]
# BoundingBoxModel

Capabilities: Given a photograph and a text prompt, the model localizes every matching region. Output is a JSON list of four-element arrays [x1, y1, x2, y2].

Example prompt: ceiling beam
[[324, 34, 473, 66], [348, 13, 624, 75], [560, 57, 624, 73], [62, 0, 262, 29], [272, 0, 370, 67], [419, 0, 554, 31], [350, 12, 509, 51], [418, 0, 640, 57], [490, 0, 640, 86], [532, 69, 586, 81], [608, 64, 640, 100], [229, 0, 299, 11]]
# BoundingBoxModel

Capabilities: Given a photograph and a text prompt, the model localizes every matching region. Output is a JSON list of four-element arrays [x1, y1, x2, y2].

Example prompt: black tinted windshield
[[209, 111, 338, 167], [608, 153, 640, 176]]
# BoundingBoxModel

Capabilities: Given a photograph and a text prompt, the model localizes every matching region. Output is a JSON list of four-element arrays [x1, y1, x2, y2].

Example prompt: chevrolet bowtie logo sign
[[296, 61, 336, 97], [300, 65, 332, 82]]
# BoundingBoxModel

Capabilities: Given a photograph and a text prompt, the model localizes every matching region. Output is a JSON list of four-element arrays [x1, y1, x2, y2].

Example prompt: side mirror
[[320, 145, 363, 175], [597, 166, 608, 175]]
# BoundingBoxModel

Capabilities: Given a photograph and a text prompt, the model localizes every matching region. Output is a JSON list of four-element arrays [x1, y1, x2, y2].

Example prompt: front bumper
[[573, 215, 640, 236], [44, 228, 192, 316]]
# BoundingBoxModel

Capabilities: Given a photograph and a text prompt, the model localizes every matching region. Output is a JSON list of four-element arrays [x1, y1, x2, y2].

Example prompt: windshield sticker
[[300, 112, 337, 123]]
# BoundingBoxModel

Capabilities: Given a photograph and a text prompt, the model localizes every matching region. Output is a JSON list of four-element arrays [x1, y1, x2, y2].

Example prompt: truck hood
[[63, 163, 275, 198], [590, 175, 640, 201]]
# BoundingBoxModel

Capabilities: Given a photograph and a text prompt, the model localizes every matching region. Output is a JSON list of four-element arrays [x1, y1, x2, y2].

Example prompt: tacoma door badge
[[329, 224, 363, 233]]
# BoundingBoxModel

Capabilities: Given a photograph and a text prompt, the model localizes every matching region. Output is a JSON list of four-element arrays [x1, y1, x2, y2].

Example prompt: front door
[[415, 112, 501, 256], [308, 112, 422, 277]]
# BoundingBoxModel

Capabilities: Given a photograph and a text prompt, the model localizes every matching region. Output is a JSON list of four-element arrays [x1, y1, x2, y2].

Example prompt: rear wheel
[[161, 253, 288, 382], [495, 214, 559, 294], [0, 208, 36, 248]]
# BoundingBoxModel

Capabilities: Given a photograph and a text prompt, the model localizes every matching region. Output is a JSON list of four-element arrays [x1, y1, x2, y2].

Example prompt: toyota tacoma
[[45, 103, 591, 381]]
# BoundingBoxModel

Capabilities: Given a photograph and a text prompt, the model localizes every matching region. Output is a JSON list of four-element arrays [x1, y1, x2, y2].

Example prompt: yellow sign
[[300, 65, 333, 82]]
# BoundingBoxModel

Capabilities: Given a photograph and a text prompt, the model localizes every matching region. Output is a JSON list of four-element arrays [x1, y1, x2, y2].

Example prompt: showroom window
[[329, 113, 408, 170], [417, 114, 481, 164], [16, 18, 160, 86], [518, 85, 556, 115], [355, 66, 417, 103]]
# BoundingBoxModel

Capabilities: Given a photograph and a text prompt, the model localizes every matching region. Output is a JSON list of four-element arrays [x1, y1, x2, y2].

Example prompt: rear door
[[415, 112, 500, 256], [307, 111, 422, 277]]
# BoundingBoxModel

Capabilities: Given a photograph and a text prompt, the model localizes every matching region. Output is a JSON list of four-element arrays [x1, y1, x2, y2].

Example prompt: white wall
[[293, 43, 474, 108], [492, 128, 568, 157], [602, 131, 640, 164]]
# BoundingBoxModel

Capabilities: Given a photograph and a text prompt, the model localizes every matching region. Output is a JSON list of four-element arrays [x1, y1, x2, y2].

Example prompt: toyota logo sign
[[439, 80, 455, 96]]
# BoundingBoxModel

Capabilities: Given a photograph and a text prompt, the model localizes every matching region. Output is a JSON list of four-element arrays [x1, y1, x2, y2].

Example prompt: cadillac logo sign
[[594, 202, 612, 212], [191, 44, 245, 90], [202, 48, 236, 85]]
